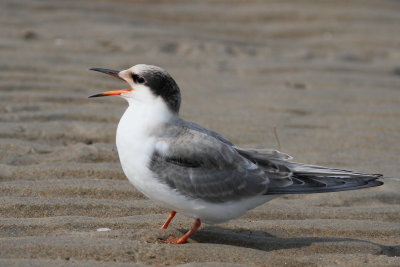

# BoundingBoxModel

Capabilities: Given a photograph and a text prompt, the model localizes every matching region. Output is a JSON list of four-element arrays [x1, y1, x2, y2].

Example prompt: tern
[[89, 64, 383, 244]]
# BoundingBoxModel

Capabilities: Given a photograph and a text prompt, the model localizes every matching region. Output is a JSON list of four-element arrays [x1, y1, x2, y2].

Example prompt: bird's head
[[89, 64, 181, 113]]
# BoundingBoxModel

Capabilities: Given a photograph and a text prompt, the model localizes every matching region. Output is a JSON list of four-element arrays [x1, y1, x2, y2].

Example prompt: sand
[[1, 0, 400, 266]]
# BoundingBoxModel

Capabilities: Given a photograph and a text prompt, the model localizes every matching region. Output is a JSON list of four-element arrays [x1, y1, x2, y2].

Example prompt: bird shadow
[[177, 226, 399, 257]]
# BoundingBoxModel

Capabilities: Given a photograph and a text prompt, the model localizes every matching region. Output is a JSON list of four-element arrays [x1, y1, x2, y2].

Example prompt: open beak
[[89, 67, 132, 98]]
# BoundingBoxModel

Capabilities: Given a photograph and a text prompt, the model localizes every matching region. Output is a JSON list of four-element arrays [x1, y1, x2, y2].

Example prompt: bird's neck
[[119, 96, 174, 138]]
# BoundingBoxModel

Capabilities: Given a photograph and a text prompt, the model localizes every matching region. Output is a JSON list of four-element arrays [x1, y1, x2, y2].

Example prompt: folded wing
[[151, 119, 383, 201], [150, 120, 291, 203]]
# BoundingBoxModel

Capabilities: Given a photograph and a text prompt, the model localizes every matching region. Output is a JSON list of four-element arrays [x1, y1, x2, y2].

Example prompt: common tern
[[89, 64, 383, 244]]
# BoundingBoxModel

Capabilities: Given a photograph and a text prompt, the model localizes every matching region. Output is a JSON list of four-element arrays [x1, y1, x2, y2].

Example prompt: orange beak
[[88, 89, 133, 98]]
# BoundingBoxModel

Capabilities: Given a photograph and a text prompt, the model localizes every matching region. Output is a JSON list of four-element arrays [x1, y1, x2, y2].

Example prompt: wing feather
[[149, 121, 269, 203]]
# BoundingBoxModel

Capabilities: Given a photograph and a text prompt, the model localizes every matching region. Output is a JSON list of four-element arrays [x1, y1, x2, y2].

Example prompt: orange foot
[[163, 218, 201, 245], [165, 236, 187, 244]]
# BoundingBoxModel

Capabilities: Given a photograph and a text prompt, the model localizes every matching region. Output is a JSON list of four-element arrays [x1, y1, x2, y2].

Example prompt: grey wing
[[234, 147, 294, 188], [150, 124, 270, 203], [176, 119, 234, 146]]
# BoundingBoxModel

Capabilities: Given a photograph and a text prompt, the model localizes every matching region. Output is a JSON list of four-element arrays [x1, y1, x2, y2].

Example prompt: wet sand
[[1, 0, 400, 266]]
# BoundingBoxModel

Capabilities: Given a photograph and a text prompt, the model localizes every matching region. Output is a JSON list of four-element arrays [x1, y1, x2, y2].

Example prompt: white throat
[[120, 85, 174, 135]]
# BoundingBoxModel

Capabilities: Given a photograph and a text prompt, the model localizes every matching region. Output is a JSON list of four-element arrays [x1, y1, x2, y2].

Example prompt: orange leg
[[160, 210, 177, 229], [166, 218, 201, 244]]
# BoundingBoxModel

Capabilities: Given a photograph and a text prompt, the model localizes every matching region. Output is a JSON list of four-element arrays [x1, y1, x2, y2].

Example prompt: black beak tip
[[88, 94, 103, 98], [89, 67, 119, 74], [89, 67, 101, 72]]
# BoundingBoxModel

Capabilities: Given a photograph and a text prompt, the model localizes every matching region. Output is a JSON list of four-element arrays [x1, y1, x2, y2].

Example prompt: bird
[[89, 64, 383, 244]]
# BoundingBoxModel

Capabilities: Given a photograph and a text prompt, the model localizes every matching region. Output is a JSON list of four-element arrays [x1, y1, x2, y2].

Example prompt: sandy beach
[[1, 0, 400, 266]]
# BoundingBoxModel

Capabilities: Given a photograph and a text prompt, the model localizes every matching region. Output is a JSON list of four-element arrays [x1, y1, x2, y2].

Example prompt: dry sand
[[1, 0, 400, 266]]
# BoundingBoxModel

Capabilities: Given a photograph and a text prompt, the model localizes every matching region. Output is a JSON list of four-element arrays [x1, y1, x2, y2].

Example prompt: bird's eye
[[133, 74, 145, 84]]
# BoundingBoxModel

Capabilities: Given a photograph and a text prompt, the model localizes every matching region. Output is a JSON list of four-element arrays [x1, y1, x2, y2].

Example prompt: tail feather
[[235, 147, 384, 195], [267, 174, 383, 194], [267, 162, 383, 195]]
